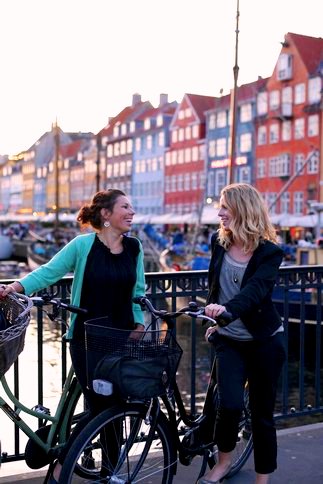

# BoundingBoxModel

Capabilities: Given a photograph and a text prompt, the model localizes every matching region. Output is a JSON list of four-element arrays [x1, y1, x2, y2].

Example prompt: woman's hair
[[218, 183, 278, 252], [77, 189, 125, 230]]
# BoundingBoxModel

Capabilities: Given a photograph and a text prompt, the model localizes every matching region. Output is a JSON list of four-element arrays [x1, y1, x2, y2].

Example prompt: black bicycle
[[58, 296, 253, 483]]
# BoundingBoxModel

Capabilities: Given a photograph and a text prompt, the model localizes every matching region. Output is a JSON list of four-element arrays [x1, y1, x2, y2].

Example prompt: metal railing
[[0, 265, 322, 463]]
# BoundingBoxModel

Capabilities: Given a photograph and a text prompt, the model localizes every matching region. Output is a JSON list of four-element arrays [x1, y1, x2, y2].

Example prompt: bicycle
[[0, 291, 97, 482], [58, 295, 253, 483]]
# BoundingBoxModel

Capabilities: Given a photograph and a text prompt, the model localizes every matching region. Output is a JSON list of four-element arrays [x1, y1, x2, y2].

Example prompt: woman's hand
[[129, 324, 145, 340], [0, 282, 23, 299], [205, 303, 227, 318], [204, 303, 227, 343]]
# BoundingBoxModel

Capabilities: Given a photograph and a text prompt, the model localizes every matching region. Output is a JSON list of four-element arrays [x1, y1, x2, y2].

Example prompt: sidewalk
[[1, 422, 323, 483]]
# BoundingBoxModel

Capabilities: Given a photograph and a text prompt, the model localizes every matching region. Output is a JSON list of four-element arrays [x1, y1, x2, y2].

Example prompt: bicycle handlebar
[[133, 295, 233, 327], [30, 294, 88, 315]]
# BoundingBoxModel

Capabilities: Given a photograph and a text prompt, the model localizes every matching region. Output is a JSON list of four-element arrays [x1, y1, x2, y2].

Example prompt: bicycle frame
[[0, 364, 82, 458]]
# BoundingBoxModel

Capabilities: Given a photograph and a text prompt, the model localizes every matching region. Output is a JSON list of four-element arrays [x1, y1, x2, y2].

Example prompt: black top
[[207, 235, 284, 340], [73, 234, 140, 341]]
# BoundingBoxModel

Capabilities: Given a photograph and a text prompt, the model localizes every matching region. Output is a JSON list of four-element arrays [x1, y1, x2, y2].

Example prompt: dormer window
[[277, 53, 293, 81], [156, 114, 163, 126], [113, 126, 119, 137], [121, 124, 127, 135], [144, 118, 151, 130]]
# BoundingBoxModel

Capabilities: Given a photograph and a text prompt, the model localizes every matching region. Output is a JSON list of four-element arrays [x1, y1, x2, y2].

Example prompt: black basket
[[85, 318, 183, 399], [0, 293, 33, 378]]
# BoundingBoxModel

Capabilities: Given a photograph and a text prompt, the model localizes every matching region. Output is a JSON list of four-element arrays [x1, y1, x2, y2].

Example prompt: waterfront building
[[100, 94, 153, 196], [132, 94, 177, 215], [205, 78, 267, 201], [0, 156, 10, 214], [165, 93, 216, 215], [255, 32, 323, 217]]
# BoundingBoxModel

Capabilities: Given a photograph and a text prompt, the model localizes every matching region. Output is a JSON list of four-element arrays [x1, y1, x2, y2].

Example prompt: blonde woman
[[199, 183, 286, 484]]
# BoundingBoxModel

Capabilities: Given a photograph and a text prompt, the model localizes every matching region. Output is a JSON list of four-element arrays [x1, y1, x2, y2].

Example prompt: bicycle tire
[[59, 402, 177, 483]]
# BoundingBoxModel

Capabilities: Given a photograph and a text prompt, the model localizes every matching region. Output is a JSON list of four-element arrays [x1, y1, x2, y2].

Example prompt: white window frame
[[308, 114, 319, 137], [240, 103, 252, 122], [240, 132, 252, 153], [257, 126, 267, 145], [294, 118, 305, 139], [257, 158, 266, 178], [294, 83, 305, 104], [308, 76, 321, 104]]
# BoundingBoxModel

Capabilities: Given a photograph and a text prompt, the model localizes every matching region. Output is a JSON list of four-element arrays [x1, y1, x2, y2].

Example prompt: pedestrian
[[0, 188, 146, 483], [199, 183, 286, 484]]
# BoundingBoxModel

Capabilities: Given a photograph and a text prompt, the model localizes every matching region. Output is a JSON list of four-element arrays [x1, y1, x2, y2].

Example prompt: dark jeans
[[212, 332, 286, 474]]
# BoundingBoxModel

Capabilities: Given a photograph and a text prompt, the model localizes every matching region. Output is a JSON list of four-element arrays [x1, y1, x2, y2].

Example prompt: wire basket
[[0, 293, 33, 378], [85, 318, 183, 399]]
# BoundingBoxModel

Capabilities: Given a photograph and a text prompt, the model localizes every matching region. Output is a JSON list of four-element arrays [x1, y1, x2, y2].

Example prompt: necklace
[[233, 271, 239, 284]]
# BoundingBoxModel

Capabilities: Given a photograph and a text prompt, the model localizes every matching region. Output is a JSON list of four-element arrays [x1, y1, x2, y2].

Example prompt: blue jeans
[[212, 332, 286, 474]]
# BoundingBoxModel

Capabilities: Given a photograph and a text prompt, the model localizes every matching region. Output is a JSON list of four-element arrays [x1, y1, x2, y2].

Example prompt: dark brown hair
[[77, 189, 126, 230]]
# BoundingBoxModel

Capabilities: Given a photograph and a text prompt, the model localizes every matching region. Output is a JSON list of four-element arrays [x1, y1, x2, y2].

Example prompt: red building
[[255, 33, 323, 217], [164, 93, 216, 214]]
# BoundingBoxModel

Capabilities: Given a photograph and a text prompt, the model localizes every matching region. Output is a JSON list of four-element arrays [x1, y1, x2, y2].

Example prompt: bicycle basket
[[85, 319, 183, 399], [0, 293, 33, 378]]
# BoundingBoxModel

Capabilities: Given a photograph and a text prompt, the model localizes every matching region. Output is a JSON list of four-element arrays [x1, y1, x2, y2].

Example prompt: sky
[[0, 0, 322, 156]]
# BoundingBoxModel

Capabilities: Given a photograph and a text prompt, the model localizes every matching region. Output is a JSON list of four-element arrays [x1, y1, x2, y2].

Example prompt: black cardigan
[[207, 235, 284, 340]]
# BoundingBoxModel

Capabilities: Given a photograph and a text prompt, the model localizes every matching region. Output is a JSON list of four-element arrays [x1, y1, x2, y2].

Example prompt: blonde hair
[[218, 183, 278, 252]]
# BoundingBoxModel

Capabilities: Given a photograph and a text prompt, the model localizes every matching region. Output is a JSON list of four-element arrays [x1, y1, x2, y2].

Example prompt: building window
[[185, 108, 192, 118], [209, 114, 216, 129], [185, 126, 191, 139], [113, 126, 119, 137], [257, 126, 267, 145], [215, 169, 227, 196], [269, 124, 279, 143], [216, 138, 227, 157], [308, 76, 321, 104], [158, 132, 165, 147], [172, 130, 178, 143], [308, 114, 319, 137], [277, 53, 293, 80], [208, 140, 216, 158], [192, 146, 198, 161], [156, 114, 163, 126], [293, 192, 303, 215], [269, 90, 280, 110], [184, 173, 190, 191], [120, 141, 126, 155], [185, 148, 191, 162], [130, 121, 135, 133], [307, 151, 319, 174], [121, 124, 127, 135], [177, 174, 183, 191], [294, 83, 305, 104], [127, 139, 132, 153], [178, 128, 184, 141], [216, 111, 227, 127], [294, 118, 305, 139], [165, 152, 171, 166], [268, 193, 277, 214], [239, 166, 251, 183], [240, 103, 252, 122], [294, 153, 305, 174], [178, 110, 185, 120], [178, 149, 184, 164], [171, 151, 177, 165], [192, 125, 199, 138], [107, 144, 113, 158], [282, 121, 292, 141], [240, 132, 252, 153], [281, 192, 290, 213], [257, 158, 266, 178], [257, 92, 268, 116], [146, 135, 152, 150]]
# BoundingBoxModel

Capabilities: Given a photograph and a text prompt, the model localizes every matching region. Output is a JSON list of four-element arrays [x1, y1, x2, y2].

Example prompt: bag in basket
[[93, 351, 178, 399]]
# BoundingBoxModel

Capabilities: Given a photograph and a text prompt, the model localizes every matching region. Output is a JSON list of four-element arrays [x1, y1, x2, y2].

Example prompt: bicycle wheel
[[59, 402, 177, 483]]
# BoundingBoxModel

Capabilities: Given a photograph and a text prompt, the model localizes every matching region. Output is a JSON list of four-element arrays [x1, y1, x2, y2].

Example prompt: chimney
[[159, 93, 168, 106], [132, 93, 142, 106]]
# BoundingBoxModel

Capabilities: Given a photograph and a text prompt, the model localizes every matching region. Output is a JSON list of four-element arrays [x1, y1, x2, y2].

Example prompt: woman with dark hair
[[198, 183, 286, 484], [0, 189, 146, 482]]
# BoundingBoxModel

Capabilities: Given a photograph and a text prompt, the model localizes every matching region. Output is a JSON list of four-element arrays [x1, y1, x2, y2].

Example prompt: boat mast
[[54, 120, 60, 233], [228, 0, 240, 184]]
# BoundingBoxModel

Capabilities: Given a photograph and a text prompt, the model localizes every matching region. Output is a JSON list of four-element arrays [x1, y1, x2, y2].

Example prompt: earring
[[104, 221, 110, 228]]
